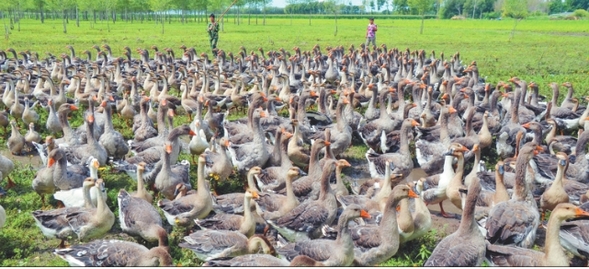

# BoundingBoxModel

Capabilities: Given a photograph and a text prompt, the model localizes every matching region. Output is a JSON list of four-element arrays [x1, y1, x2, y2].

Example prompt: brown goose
[[212, 167, 263, 214], [485, 142, 543, 248], [259, 167, 306, 221], [267, 160, 339, 241], [54, 235, 172, 266], [424, 177, 486, 266], [276, 204, 371, 266], [117, 189, 166, 243], [7, 120, 25, 155], [158, 154, 212, 227], [366, 118, 419, 179], [64, 114, 108, 166], [540, 152, 570, 221], [195, 190, 260, 237], [179, 232, 275, 262], [486, 203, 589, 266], [203, 254, 323, 266], [203, 137, 233, 183], [477, 161, 510, 208], [154, 143, 191, 200], [350, 185, 418, 266]]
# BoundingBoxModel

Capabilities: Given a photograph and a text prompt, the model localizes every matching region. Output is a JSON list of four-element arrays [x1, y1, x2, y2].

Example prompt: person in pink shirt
[[365, 17, 378, 49]]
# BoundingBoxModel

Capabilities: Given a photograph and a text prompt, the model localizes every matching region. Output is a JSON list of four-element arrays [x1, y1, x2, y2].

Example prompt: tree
[[463, 0, 494, 18], [548, 0, 566, 14], [440, 0, 465, 18], [566, 0, 589, 10], [502, 0, 528, 40], [409, 0, 435, 34], [150, 0, 172, 34], [324, 0, 342, 36], [393, 0, 410, 14]]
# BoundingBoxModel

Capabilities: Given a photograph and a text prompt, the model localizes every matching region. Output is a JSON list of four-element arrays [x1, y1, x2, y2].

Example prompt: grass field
[[0, 17, 588, 266], [2, 17, 589, 95]]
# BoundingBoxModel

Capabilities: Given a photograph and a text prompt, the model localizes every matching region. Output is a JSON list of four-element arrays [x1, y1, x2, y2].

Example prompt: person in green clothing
[[207, 13, 220, 54]]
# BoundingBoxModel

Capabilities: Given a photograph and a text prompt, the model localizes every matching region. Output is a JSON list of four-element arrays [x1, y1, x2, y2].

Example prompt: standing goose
[[485, 142, 543, 248], [202, 137, 233, 183], [22, 97, 40, 125], [64, 114, 108, 167], [154, 143, 191, 200], [7, 120, 25, 155], [401, 178, 432, 243], [477, 161, 510, 208], [99, 100, 129, 160], [540, 152, 570, 221], [277, 204, 371, 266], [131, 162, 153, 203], [351, 185, 419, 266], [228, 108, 270, 174], [117, 189, 166, 243], [424, 177, 486, 266], [53, 158, 104, 208], [24, 122, 41, 151], [366, 118, 419, 179], [31, 178, 96, 248], [0, 152, 15, 189], [49, 147, 88, 191], [195, 190, 260, 237], [45, 98, 62, 135], [486, 203, 589, 266], [158, 154, 213, 227], [267, 160, 339, 242]]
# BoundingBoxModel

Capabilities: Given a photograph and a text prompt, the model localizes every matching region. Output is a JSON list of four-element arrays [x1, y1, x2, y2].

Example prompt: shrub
[[483, 11, 502, 19], [573, 9, 589, 18]]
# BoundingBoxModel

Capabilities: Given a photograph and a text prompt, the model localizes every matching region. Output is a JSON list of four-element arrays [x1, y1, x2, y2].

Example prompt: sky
[[270, 0, 366, 8]]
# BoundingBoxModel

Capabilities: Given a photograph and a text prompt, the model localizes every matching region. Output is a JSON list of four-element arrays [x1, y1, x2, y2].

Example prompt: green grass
[[1, 17, 589, 96]]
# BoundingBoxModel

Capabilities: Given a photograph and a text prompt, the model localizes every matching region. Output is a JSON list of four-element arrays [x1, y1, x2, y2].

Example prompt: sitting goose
[[63, 114, 108, 167], [179, 232, 275, 262], [203, 254, 323, 266], [54, 237, 172, 266], [276, 205, 371, 266], [540, 152, 570, 221], [424, 177, 486, 266], [154, 143, 191, 200], [131, 162, 153, 203], [117, 189, 166, 243], [486, 203, 589, 266], [203, 137, 233, 183], [228, 108, 270, 174], [49, 148, 88, 191], [212, 167, 263, 214]]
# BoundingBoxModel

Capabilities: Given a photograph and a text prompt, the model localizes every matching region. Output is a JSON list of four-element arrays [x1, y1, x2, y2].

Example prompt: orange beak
[[408, 188, 419, 198], [575, 207, 589, 218], [448, 107, 457, 114], [324, 141, 331, 146], [189, 130, 196, 136], [165, 144, 173, 154], [360, 209, 371, 219], [411, 119, 420, 127], [522, 123, 530, 129], [70, 105, 79, 111], [48, 157, 55, 168]]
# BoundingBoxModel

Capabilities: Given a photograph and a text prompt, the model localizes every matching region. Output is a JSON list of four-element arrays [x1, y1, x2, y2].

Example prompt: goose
[[154, 142, 191, 200], [486, 203, 589, 266], [267, 160, 339, 241], [424, 177, 486, 266], [0, 202, 5, 229], [366, 118, 419, 179], [49, 147, 88, 191], [401, 178, 432, 243], [53, 158, 105, 208], [203, 254, 323, 266], [257, 167, 306, 221], [31, 178, 105, 248], [195, 190, 260, 237], [7, 120, 26, 155], [276, 204, 371, 266], [158, 154, 213, 227], [188, 121, 210, 164], [212, 167, 263, 214], [0, 150, 16, 190], [227, 108, 270, 174], [54, 237, 172, 266], [350, 185, 419, 266], [131, 162, 153, 203], [98, 100, 129, 160], [22, 97, 40, 125], [485, 142, 543, 248], [540, 152, 570, 221], [24, 122, 41, 151], [202, 137, 233, 183], [63, 114, 108, 167], [117, 189, 166, 243], [179, 232, 275, 262]]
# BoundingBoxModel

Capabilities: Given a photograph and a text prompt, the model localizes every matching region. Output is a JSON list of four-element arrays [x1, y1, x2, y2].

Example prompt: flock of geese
[[0, 43, 589, 266]]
